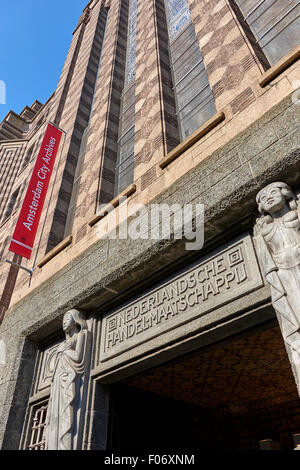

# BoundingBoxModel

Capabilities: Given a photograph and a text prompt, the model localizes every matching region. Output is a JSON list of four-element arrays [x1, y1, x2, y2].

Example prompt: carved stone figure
[[254, 182, 300, 390], [46, 309, 91, 450]]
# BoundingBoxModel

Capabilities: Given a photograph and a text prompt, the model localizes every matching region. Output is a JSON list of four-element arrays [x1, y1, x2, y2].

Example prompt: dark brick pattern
[[188, 0, 262, 103]]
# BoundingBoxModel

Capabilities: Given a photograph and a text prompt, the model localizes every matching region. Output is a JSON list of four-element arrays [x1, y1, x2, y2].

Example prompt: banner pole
[[4, 259, 33, 275], [29, 124, 67, 284]]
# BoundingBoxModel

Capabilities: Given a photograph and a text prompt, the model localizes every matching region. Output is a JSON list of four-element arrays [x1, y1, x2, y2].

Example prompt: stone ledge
[[29, 388, 50, 405], [159, 111, 226, 169], [89, 184, 137, 227], [37, 236, 73, 269], [259, 44, 300, 88]]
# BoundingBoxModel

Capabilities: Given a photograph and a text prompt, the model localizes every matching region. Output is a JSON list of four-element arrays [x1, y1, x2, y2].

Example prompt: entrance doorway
[[109, 321, 300, 450]]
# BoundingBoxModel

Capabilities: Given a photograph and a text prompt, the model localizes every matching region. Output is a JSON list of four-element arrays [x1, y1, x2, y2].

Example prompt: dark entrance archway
[[109, 321, 300, 451]]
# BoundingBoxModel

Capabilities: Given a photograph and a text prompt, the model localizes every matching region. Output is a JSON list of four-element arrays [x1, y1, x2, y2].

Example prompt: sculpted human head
[[63, 311, 75, 333], [256, 182, 295, 215], [62, 309, 87, 333]]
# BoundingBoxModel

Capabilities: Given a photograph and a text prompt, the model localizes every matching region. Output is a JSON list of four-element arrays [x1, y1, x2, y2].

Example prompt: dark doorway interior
[[110, 386, 213, 451], [110, 385, 300, 451], [109, 321, 300, 451]]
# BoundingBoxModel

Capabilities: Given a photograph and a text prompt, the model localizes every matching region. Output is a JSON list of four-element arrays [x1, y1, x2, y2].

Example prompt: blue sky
[[0, 1, 88, 122]]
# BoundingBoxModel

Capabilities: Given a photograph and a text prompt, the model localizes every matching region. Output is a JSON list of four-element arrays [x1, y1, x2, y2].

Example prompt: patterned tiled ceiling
[[126, 323, 299, 411]]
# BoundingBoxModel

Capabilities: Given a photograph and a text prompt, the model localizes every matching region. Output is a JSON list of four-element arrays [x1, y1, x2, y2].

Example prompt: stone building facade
[[0, 0, 300, 450]]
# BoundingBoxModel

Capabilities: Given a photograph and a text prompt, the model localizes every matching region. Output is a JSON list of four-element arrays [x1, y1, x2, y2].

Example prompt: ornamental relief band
[[100, 235, 263, 361], [254, 182, 300, 393]]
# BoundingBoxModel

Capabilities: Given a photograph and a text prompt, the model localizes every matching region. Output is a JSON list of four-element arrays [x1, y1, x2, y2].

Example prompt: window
[[232, 0, 300, 66], [164, 0, 216, 140], [115, 0, 138, 195], [21, 143, 35, 171], [35, 117, 45, 130], [27, 400, 48, 450], [3, 186, 20, 221]]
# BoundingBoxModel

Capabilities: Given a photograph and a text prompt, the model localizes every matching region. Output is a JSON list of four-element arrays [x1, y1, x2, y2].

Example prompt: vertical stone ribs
[[155, 0, 180, 153], [46, 7, 109, 252], [227, 0, 270, 71], [97, 0, 130, 205], [134, 0, 167, 168], [54, 24, 87, 128]]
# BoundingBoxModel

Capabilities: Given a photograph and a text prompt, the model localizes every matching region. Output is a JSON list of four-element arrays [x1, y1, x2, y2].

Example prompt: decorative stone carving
[[45, 309, 91, 450], [254, 182, 300, 391], [100, 233, 263, 362], [37, 341, 60, 392]]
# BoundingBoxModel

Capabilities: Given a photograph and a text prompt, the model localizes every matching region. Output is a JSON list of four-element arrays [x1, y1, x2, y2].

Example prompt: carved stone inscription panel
[[100, 234, 263, 361]]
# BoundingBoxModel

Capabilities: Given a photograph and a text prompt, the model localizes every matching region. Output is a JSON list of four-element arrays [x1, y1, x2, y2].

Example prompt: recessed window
[[3, 186, 20, 221], [232, 0, 300, 66], [115, 0, 137, 196], [164, 0, 216, 140], [22, 143, 35, 170], [27, 400, 48, 450]]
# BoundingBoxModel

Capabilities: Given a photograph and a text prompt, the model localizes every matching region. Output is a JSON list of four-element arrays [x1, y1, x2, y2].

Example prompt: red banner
[[9, 123, 63, 259]]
